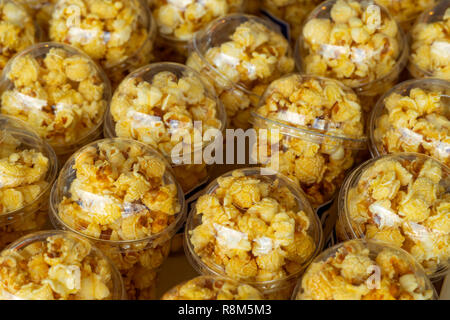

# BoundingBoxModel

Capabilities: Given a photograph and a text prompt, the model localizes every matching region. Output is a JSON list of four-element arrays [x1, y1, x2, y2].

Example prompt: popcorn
[[295, 240, 436, 300], [252, 74, 366, 207], [162, 275, 264, 300], [338, 154, 450, 277], [0, 43, 110, 158], [186, 168, 321, 299], [107, 65, 225, 193], [187, 14, 295, 129], [375, 0, 437, 31], [409, 4, 450, 80], [371, 79, 450, 166], [0, 232, 123, 300], [0, 0, 37, 74], [52, 139, 185, 299], [49, 0, 155, 86], [297, 0, 407, 112]]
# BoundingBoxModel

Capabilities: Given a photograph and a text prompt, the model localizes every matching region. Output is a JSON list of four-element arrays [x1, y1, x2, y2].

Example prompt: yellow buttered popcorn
[[162, 276, 264, 300], [187, 14, 295, 129], [337, 154, 450, 279], [409, 2, 450, 80], [370, 79, 450, 166], [49, 0, 155, 85], [51, 139, 186, 300], [185, 168, 322, 299], [297, 0, 407, 111], [0, 0, 37, 73], [0, 231, 124, 300], [106, 63, 226, 193], [0, 43, 110, 159], [294, 240, 436, 300], [252, 74, 366, 207]]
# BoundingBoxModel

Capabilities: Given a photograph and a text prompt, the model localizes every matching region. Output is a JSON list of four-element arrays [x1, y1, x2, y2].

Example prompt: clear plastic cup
[[150, 0, 245, 63], [375, 0, 437, 32], [187, 13, 296, 129], [261, 0, 323, 43], [184, 167, 323, 299], [336, 153, 450, 280], [104, 62, 227, 194], [0, 0, 40, 73], [295, 0, 409, 112], [293, 239, 437, 300], [0, 230, 125, 300], [408, 1, 450, 80], [49, 0, 156, 87], [251, 73, 367, 208], [0, 115, 58, 249], [369, 78, 450, 167], [49, 138, 187, 299], [0, 42, 111, 164], [161, 275, 264, 300]]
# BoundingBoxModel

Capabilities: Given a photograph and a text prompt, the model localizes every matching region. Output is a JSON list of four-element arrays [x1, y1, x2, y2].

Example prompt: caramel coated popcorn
[[0, 0, 37, 73], [0, 45, 109, 156], [0, 233, 122, 300], [188, 170, 320, 291], [375, 0, 437, 31], [17, 0, 57, 37], [162, 276, 263, 300], [371, 81, 450, 166], [296, 240, 435, 300], [253, 74, 366, 207], [342, 155, 450, 276], [108, 67, 224, 193], [49, 0, 154, 85], [298, 0, 406, 111], [54, 139, 184, 299], [409, 6, 450, 80], [187, 15, 295, 129]]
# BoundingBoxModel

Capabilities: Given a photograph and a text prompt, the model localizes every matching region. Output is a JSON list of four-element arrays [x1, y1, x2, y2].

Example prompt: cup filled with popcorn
[[50, 138, 187, 299], [0, 42, 111, 165], [0, 115, 58, 249], [184, 167, 323, 299], [251, 73, 367, 208], [293, 239, 437, 300], [161, 275, 264, 300], [369, 78, 449, 166], [408, 1, 450, 80], [261, 0, 323, 43], [0, 230, 125, 300], [0, 0, 40, 74], [336, 153, 450, 280], [150, 0, 245, 63], [104, 62, 226, 194], [295, 0, 408, 112], [375, 0, 437, 32], [48, 0, 156, 86], [186, 14, 295, 129]]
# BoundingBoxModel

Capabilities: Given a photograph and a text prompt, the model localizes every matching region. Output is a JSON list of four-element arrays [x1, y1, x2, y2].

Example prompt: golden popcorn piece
[[106, 64, 226, 193], [49, 0, 155, 86], [0, 43, 110, 159], [296, 0, 407, 112], [370, 79, 449, 167], [253, 74, 366, 207], [0, 0, 37, 73], [337, 154, 450, 279], [408, 3, 450, 80], [162, 275, 264, 300], [0, 231, 124, 300], [187, 14, 295, 129], [185, 168, 322, 299], [295, 240, 436, 300], [51, 139, 185, 300]]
